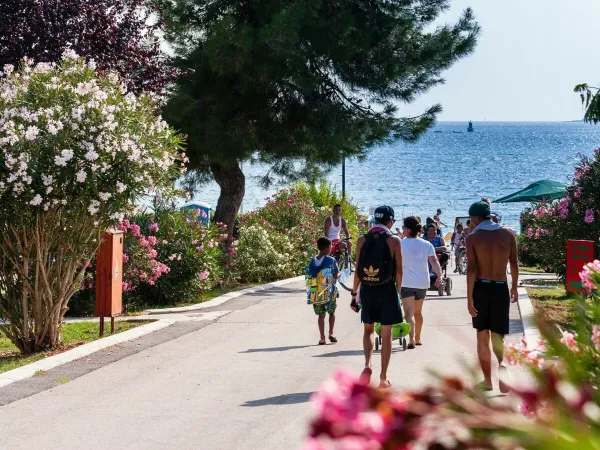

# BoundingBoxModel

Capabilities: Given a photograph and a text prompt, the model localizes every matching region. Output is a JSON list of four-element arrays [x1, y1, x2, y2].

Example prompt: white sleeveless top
[[327, 216, 342, 240]]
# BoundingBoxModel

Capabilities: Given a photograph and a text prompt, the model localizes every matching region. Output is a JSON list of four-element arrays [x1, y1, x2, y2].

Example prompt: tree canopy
[[161, 0, 480, 228], [0, 0, 177, 95]]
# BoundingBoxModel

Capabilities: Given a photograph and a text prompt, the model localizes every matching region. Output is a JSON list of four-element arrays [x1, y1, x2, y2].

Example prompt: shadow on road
[[312, 350, 364, 358], [241, 392, 314, 407], [240, 345, 314, 353]]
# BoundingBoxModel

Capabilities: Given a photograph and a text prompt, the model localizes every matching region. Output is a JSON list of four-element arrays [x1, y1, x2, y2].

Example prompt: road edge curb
[[517, 286, 541, 348], [145, 275, 305, 315], [0, 319, 173, 389]]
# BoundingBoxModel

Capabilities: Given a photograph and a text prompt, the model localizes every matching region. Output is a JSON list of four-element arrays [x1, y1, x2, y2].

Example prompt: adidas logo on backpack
[[358, 231, 393, 286]]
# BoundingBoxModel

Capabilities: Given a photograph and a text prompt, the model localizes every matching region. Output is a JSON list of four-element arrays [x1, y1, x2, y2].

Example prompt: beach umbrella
[[494, 180, 567, 203]]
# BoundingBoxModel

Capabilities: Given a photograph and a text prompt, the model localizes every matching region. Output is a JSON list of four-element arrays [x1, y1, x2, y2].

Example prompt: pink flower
[[560, 330, 579, 352], [228, 247, 236, 256], [574, 187, 583, 198], [199, 271, 209, 280], [139, 236, 149, 247], [130, 224, 141, 237], [591, 325, 600, 351], [122, 253, 129, 263], [122, 282, 129, 291], [148, 236, 157, 246], [148, 222, 159, 233], [584, 209, 594, 224], [148, 249, 158, 258], [560, 208, 569, 219], [527, 227, 533, 238]]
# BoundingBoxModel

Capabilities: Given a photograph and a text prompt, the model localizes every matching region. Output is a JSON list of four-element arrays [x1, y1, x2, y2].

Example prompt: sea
[[191, 122, 600, 233]]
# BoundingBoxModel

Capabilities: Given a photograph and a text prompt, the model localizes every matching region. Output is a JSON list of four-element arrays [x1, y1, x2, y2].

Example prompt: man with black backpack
[[351, 205, 403, 389]]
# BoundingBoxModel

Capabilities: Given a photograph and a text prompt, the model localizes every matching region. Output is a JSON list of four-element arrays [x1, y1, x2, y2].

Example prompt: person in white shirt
[[400, 216, 443, 348]]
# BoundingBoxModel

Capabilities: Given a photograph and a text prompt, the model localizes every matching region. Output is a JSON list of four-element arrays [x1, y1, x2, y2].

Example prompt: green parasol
[[494, 180, 567, 203]]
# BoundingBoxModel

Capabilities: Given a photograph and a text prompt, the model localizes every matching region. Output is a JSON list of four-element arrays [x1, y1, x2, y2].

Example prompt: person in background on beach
[[425, 217, 441, 236], [423, 224, 447, 253], [451, 223, 466, 273], [466, 201, 519, 393], [400, 217, 442, 348], [305, 237, 340, 345], [433, 208, 448, 231], [352, 206, 403, 389], [324, 204, 351, 254]]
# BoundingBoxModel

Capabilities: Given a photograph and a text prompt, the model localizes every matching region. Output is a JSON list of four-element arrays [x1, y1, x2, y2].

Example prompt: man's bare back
[[467, 228, 516, 282]]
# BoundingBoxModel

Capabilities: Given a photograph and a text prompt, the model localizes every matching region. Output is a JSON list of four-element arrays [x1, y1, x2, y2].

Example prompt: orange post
[[95, 230, 124, 335]]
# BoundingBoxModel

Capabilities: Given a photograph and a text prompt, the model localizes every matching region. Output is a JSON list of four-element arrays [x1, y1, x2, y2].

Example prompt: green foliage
[[232, 224, 297, 283], [235, 185, 365, 283], [519, 150, 600, 278], [575, 83, 600, 124]]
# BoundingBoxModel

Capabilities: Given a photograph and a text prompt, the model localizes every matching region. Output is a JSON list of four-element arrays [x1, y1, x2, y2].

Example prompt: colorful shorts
[[313, 300, 337, 315]]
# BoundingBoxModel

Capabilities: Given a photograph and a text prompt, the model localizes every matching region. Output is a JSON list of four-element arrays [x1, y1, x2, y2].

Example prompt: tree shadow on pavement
[[241, 392, 314, 407], [240, 345, 314, 353]]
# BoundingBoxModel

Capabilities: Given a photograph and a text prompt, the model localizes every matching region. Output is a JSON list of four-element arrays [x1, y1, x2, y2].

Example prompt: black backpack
[[358, 230, 394, 286]]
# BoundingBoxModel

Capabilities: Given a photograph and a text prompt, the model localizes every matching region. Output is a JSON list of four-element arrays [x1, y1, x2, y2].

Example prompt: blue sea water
[[193, 122, 600, 232]]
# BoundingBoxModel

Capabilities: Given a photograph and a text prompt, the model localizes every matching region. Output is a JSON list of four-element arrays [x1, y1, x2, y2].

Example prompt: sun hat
[[468, 201, 491, 218], [374, 205, 395, 224]]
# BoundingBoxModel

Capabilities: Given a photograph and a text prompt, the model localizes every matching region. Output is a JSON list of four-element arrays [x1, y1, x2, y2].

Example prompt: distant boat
[[467, 121, 474, 132]]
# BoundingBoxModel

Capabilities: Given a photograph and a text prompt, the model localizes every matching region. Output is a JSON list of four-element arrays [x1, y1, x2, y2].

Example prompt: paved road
[[0, 273, 522, 450]]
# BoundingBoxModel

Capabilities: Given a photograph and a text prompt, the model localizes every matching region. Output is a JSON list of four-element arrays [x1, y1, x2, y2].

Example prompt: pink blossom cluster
[[505, 337, 545, 369], [580, 259, 600, 291], [584, 209, 595, 224], [534, 228, 550, 239]]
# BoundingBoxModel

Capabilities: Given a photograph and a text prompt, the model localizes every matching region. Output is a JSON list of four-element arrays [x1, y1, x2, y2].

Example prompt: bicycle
[[332, 237, 354, 291]]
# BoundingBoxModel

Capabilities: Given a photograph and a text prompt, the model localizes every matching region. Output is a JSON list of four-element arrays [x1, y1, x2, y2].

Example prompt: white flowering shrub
[[0, 53, 183, 353], [232, 224, 297, 283]]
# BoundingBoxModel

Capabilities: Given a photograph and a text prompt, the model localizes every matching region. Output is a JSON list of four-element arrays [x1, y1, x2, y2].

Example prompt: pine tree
[[161, 0, 480, 229]]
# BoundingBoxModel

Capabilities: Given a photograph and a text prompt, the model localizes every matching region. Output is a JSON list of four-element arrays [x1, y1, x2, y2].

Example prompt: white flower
[[116, 182, 127, 193], [54, 155, 67, 166], [88, 200, 100, 215], [24, 125, 39, 141], [29, 194, 42, 206], [84, 149, 99, 161], [98, 192, 111, 201], [42, 174, 53, 186], [76, 170, 87, 183], [110, 212, 125, 221], [3, 64, 14, 75], [61, 49, 79, 60], [46, 186, 53, 194]]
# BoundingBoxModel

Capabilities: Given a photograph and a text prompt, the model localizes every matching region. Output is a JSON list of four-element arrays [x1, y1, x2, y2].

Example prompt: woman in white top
[[400, 216, 443, 348]]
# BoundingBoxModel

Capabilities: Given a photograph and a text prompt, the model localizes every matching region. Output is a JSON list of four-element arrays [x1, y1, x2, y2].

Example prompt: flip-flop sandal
[[407, 344, 416, 349], [379, 380, 392, 389], [359, 368, 372, 385], [499, 366, 510, 393], [318, 340, 326, 345], [476, 381, 493, 392], [329, 335, 338, 343]]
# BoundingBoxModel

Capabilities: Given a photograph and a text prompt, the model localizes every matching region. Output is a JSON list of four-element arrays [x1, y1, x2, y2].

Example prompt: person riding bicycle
[[324, 204, 351, 257]]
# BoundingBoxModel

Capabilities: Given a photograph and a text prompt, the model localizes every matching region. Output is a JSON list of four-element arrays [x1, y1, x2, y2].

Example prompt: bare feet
[[499, 366, 510, 393], [359, 367, 372, 385], [379, 379, 392, 389]]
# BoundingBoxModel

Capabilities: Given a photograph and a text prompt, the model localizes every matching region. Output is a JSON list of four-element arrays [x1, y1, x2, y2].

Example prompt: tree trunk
[[210, 162, 245, 233]]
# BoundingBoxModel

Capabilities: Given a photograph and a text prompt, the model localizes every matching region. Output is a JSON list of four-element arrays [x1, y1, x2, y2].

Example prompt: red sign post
[[95, 231, 124, 335], [566, 240, 595, 293]]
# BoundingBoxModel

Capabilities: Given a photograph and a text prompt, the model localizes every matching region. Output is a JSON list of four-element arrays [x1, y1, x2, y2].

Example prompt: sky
[[400, 0, 600, 122]]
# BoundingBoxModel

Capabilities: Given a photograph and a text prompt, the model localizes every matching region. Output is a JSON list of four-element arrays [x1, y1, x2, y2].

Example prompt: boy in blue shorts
[[305, 237, 340, 345]]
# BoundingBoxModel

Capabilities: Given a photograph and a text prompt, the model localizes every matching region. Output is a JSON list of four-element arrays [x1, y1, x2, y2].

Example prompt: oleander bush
[[518, 150, 600, 278], [0, 54, 182, 352]]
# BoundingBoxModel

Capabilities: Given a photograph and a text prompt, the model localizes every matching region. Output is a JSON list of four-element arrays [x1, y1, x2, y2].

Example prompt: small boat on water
[[467, 121, 474, 132]]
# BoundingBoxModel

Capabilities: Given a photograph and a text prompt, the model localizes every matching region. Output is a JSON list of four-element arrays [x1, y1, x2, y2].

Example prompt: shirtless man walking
[[466, 200, 519, 392]]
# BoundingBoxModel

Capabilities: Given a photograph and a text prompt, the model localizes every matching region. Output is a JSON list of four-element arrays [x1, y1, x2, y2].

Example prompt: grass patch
[[34, 370, 46, 377], [0, 320, 150, 374], [520, 265, 548, 274], [527, 286, 583, 329], [55, 377, 71, 384]]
